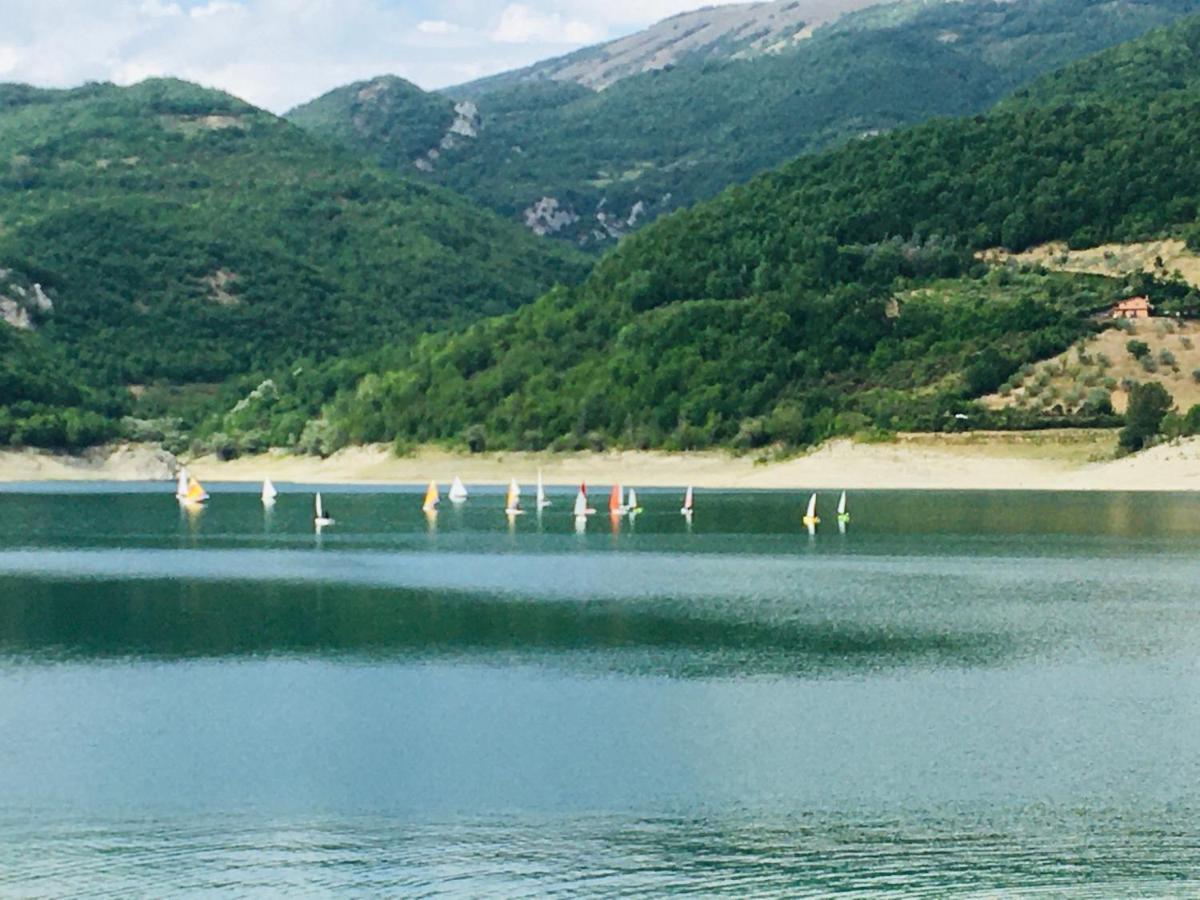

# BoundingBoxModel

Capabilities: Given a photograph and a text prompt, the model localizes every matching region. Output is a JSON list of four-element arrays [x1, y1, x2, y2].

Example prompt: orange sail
[[421, 480, 439, 512], [183, 475, 208, 504], [609, 484, 623, 515], [681, 485, 694, 515]]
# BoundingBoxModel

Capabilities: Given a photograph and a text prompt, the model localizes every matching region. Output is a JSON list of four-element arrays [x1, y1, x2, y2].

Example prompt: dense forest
[[290, 0, 1200, 244], [10, 13, 1200, 455], [261, 14, 1200, 455], [0, 78, 587, 384], [0, 78, 591, 448]]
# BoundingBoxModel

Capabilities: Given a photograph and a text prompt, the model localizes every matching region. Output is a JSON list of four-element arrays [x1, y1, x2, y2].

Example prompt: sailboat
[[680, 485, 694, 517], [608, 484, 625, 517], [626, 487, 642, 515], [261, 478, 277, 506], [536, 469, 551, 510], [573, 483, 596, 517], [175, 467, 208, 505], [837, 491, 850, 524], [449, 476, 468, 503], [504, 478, 524, 515], [421, 480, 440, 513], [314, 492, 334, 527], [802, 492, 820, 529]]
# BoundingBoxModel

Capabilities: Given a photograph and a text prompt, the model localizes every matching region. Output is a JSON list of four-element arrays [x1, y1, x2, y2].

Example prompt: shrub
[[1119, 381, 1173, 452], [732, 417, 769, 450], [1127, 339, 1151, 360], [462, 423, 487, 453], [1082, 388, 1113, 416]]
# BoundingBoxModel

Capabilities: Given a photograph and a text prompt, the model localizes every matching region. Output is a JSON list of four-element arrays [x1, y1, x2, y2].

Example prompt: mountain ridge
[[450, 0, 889, 96], [289, 0, 1200, 246]]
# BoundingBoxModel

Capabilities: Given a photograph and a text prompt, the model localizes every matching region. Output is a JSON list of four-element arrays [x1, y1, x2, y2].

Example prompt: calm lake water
[[2, 483, 1200, 895]]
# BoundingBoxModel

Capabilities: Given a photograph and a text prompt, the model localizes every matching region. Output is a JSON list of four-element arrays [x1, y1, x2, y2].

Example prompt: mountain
[[452, 0, 884, 95], [0, 78, 591, 450], [0, 78, 588, 388], [286, 14, 1200, 454], [289, 0, 1200, 246]]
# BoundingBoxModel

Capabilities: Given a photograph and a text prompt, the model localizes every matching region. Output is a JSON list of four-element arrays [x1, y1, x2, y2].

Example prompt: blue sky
[[0, 0, 738, 111]]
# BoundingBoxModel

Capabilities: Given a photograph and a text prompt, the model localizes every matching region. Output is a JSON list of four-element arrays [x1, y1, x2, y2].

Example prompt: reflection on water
[[2, 485, 1200, 893]]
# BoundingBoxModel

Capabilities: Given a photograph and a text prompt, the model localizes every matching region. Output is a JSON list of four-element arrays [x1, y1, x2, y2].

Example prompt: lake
[[1, 483, 1199, 895]]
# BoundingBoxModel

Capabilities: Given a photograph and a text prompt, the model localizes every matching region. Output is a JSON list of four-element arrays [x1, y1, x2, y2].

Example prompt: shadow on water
[[0, 576, 1010, 676]]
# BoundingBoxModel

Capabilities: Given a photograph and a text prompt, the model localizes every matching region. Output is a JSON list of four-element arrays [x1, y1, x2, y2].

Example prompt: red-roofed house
[[1110, 296, 1153, 319]]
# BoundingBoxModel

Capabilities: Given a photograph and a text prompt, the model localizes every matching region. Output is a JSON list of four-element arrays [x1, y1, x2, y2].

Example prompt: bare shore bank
[[3, 429, 1200, 491]]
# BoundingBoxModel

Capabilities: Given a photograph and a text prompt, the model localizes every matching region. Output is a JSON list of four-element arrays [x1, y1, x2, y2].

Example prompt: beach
[[3, 428, 1200, 491]]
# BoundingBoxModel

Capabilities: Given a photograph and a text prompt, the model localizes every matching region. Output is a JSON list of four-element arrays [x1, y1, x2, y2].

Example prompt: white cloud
[[0, 46, 21, 75], [417, 19, 459, 35], [491, 3, 603, 45], [0, 0, 749, 111], [189, 0, 243, 18]]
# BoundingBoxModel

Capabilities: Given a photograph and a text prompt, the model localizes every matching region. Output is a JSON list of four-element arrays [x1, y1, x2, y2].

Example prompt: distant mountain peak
[[453, 0, 892, 95]]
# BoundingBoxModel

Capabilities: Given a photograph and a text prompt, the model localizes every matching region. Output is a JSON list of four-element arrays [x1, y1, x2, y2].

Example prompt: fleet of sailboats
[[165, 474, 852, 534]]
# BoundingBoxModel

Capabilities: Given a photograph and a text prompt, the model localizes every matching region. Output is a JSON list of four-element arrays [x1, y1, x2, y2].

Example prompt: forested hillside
[[290, 0, 1200, 245], [290, 14, 1200, 454], [0, 78, 587, 386]]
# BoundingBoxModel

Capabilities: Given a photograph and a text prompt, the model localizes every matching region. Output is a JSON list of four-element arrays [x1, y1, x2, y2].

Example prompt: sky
[[0, 0, 742, 112]]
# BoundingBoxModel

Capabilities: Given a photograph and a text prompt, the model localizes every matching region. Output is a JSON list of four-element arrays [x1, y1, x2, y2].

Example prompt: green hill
[[287, 75, 457, 170], [0, 78, 589, 448], [298, 14, 1200, 453], [0, 78, 588, 385], [289, 0, 1200, 245]]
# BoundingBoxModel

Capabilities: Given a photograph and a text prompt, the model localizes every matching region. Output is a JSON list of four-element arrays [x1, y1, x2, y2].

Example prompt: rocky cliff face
[[0, 269, 53, 331], [454, 0, 889, 95]]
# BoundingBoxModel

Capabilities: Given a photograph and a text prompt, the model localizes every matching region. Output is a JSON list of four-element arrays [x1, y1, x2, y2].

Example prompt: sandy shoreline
[[3, 429, 1200, 491]]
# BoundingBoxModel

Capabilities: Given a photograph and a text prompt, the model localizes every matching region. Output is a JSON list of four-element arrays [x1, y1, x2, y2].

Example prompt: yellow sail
[[422, 480, 439, 512], [184, 475, 208, 504]]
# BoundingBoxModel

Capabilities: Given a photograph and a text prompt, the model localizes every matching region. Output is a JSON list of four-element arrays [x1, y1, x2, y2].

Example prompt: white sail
[[315, 492, 324, 520], [681, 485, 693, 515], [536, 470, 550, 509], [627, 487, 638, 510], [837, 491, 847, 516], [262, 478, 277, 504], [449, 476, 468, 503], [505, 478, 523, 513], [176, 468, 189, 499], [573, 487, 588, 517], [806, 492, 818, 520]]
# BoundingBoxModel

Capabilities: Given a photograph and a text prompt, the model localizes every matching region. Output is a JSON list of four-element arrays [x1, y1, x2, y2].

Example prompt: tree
[[1119, 381, 1173, 452], [1126, 339, 1151, 360]]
